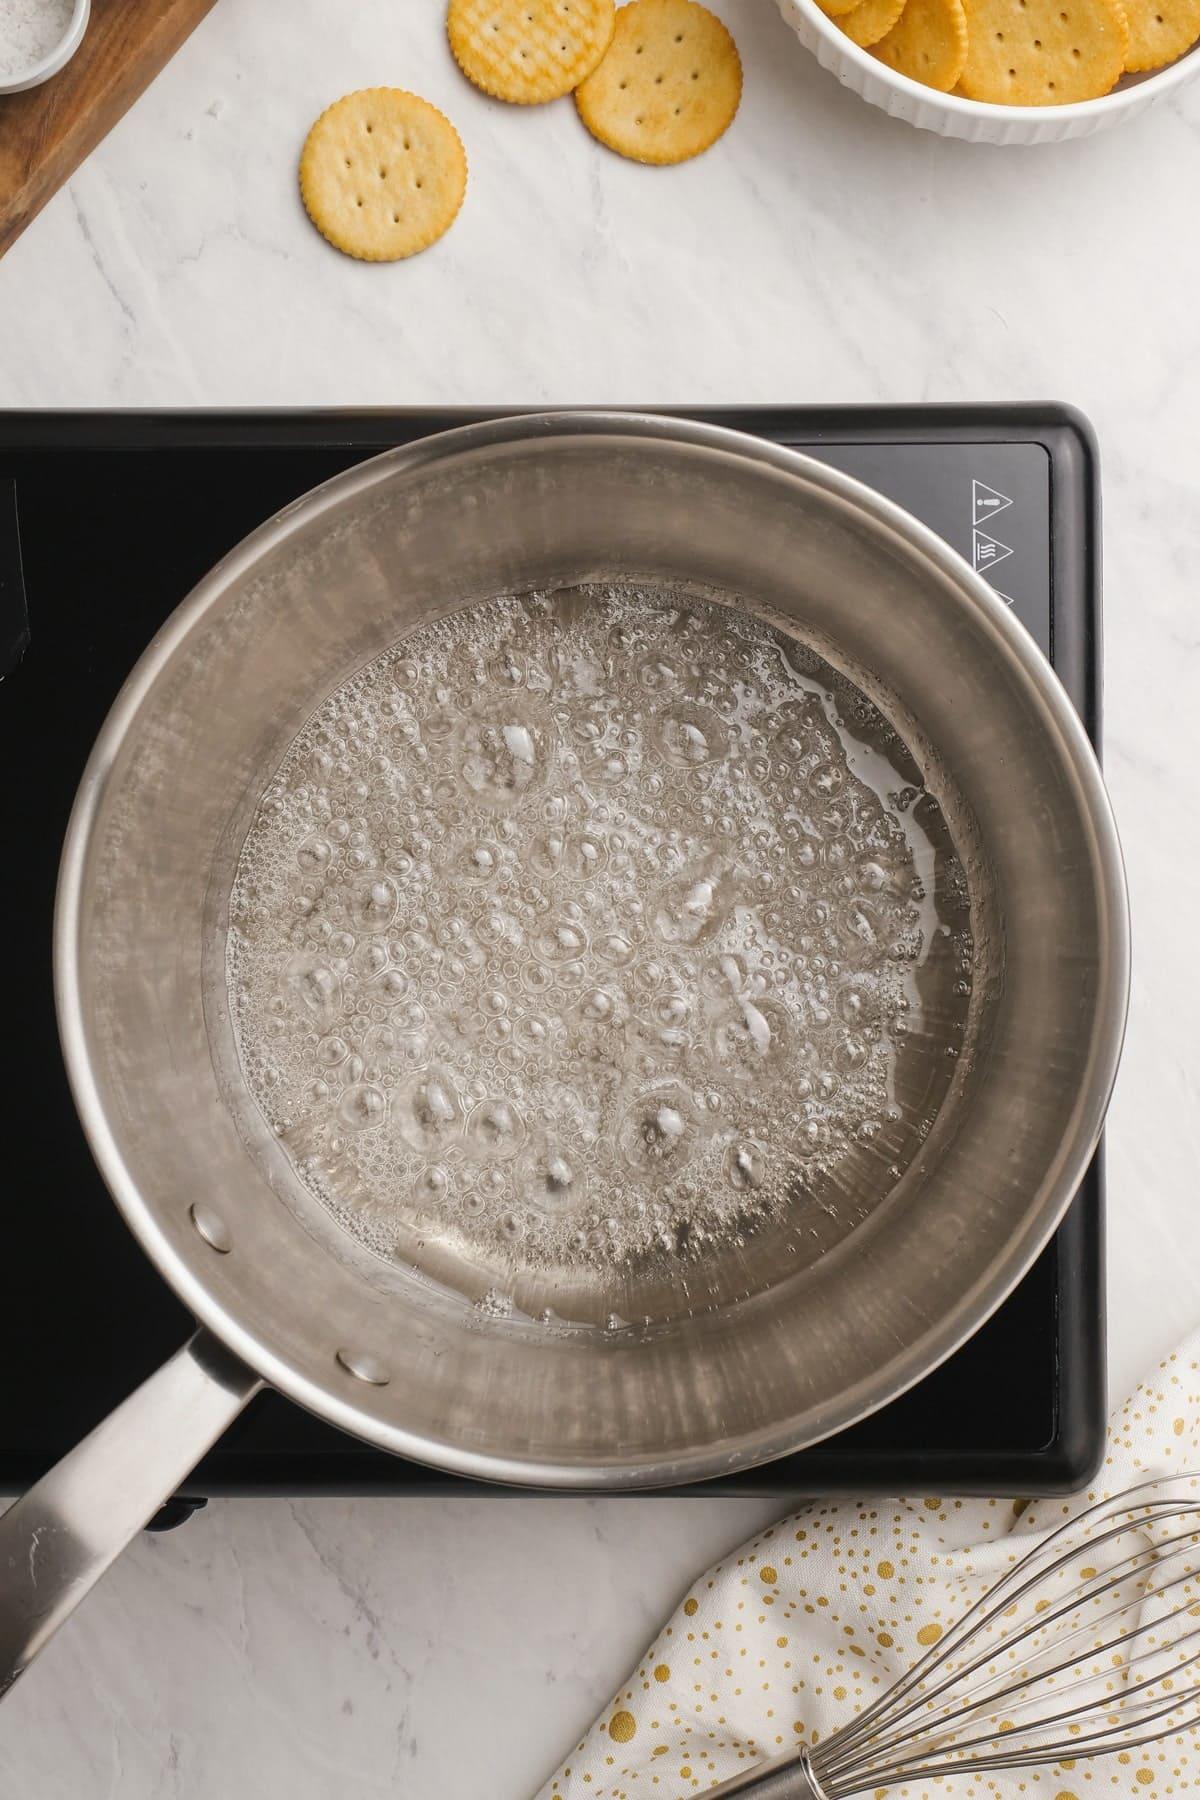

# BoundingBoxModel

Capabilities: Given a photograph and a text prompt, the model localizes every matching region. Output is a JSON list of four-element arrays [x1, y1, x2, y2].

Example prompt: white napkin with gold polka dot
[[537, 1342, 1200, 1799]]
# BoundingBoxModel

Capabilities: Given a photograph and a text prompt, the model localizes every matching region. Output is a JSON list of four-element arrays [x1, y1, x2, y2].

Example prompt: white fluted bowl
[[776, 0, 1200, 140]]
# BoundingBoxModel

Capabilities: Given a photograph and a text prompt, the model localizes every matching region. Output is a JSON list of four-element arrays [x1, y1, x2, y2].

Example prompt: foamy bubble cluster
[[228, 586, 972, 1282]]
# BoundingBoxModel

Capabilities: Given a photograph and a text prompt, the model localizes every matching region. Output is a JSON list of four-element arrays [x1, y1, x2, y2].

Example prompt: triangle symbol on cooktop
[[973, 529, 1013, 573], [973, 479, 1013, 526]]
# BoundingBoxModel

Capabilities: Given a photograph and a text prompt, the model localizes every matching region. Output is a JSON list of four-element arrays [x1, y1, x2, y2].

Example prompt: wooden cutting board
[[0, 0, 219, 259]]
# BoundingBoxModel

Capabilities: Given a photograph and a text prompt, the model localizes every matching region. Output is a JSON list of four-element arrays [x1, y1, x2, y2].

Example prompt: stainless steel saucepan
[[0, 413, 1128, 1693]]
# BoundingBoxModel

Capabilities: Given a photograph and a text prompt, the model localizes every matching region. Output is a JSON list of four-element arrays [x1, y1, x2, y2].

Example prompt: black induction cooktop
[[0, 406, 1105, 1522]]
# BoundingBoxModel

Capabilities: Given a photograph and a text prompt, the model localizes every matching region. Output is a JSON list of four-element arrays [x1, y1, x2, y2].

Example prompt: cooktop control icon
[[973, 478, 1013, 525], [972, 478, 1016, 604]]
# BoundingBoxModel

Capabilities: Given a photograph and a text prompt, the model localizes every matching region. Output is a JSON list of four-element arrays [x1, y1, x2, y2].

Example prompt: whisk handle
[[703, 1746, 828, 1798]]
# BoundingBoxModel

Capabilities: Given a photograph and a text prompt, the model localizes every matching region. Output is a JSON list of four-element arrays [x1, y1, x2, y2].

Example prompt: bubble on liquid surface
[[724, 1139, 766, 1192], [533, 918, 589, 965], [466, 1097, 526, 1161], [283, 952, 342, 1030], [454, 704, 550, 806], [530, 831, 567, 878], [356, 940, 390, 979], [619, 1087, 702, 1183], [352, 876, 398, 933], [297, 835, 333, 875], [415, 1166, 447, 1209], [367, 968, 410, 1007], [594, 930, 637, 968], [638, 652, 682, 695], [456, 840, 500, 883], [565, 834, 606, 879], [520, 1138, 588, 1215], [576, 986, 623, 1028], [393, 1068, 462, 1155], [228, 583, 975, 1285], [652, 855, 733, 947], [656, 704, 728, 769], [835, 976, 880, 1027], [515, 1014, 550, 1051], [711, 997, 791, 1079], [338, 1083, 387, 1131], [701, 953, 747, 998]]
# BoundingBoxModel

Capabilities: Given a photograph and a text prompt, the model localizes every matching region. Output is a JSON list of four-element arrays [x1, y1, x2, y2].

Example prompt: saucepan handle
[[0, 1328, 262, 1697]]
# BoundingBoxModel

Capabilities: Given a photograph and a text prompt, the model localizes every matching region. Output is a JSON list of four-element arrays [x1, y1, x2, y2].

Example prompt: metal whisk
[[707, 1475, 1200, 1798]]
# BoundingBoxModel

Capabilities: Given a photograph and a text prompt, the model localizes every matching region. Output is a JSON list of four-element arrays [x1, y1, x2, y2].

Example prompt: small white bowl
[[0, 0, 90, 96], [776, 0, 1200, 141]]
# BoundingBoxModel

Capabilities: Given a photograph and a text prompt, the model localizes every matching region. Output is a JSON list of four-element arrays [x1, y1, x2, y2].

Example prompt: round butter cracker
[[841, 0, 909, 48], [448, 0, 616, 104], [959, 0, 1128, 100], [1122, 0, 1200, 69], [575, 0, 742, 165], [873, 0, 968, 88], [300, 89, 467, 263]]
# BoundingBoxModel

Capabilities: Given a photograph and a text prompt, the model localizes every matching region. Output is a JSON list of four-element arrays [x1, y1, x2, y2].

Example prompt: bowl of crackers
[[776, 0, 1200, 140]]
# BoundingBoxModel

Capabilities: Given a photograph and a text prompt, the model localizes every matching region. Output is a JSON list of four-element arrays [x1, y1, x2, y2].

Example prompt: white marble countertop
[[2, 1, 1200, 1795]]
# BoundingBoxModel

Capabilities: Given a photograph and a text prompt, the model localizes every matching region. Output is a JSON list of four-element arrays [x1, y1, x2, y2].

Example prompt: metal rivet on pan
[[189, 1203, 233, 1254], [336, 1348, 390, 1386]]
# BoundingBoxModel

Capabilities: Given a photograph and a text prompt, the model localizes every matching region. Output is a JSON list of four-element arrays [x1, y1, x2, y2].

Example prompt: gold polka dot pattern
[[538, 1345, 1200, 1798]]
